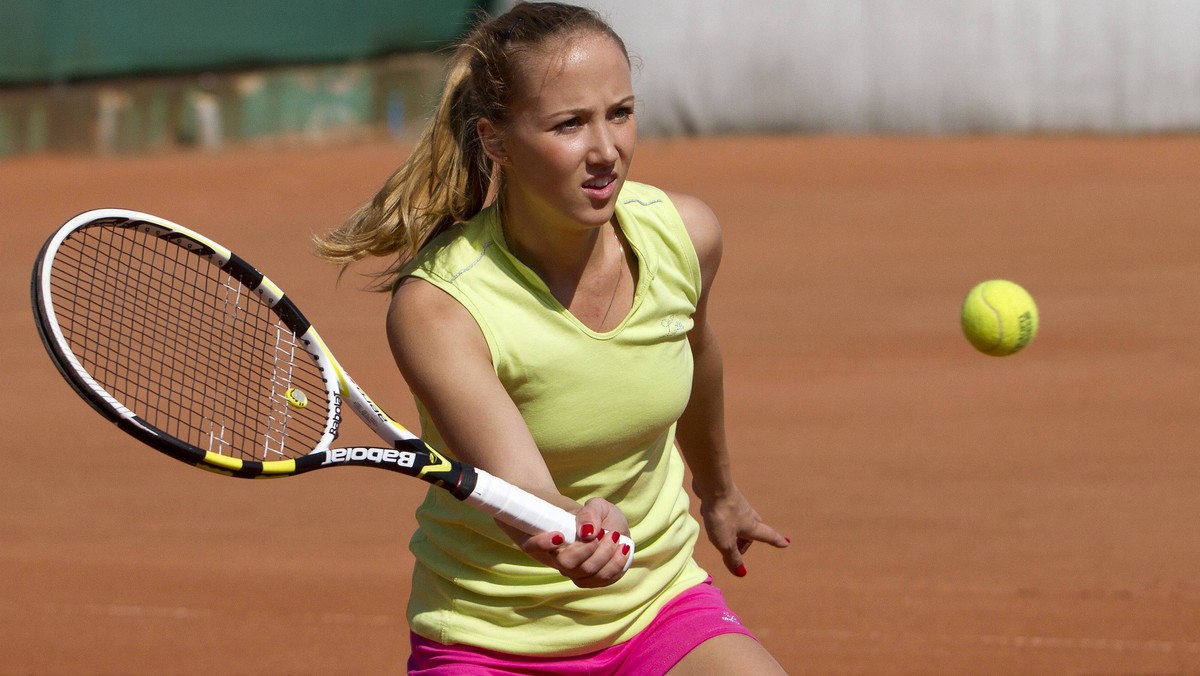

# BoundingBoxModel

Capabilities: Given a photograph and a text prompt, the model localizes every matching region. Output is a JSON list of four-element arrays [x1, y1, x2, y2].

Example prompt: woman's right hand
[[510, 497, 632, 588]]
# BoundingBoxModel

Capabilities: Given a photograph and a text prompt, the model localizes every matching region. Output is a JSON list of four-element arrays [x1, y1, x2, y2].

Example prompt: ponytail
[[312, 47, 493, 290]]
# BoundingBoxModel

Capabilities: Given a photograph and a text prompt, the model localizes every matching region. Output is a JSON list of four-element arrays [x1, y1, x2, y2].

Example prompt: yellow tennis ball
[[960, 280, 1039, 356]]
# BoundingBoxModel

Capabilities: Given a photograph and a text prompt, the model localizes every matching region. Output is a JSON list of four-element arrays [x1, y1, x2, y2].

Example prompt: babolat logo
[[328, 394, 343, 436], [323, 447, 417, 468]]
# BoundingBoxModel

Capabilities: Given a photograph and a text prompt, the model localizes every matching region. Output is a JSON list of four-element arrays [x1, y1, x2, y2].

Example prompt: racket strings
[[262, 322, 308, 456], [49, 224, 329, 461]]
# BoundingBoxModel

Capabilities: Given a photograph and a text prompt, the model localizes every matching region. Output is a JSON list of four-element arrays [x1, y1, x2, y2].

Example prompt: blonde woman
[[317, 3, 789, 673]]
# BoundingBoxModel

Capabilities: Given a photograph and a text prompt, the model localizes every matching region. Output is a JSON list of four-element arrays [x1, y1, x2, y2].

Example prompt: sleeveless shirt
[[401, 181, 709, 655]]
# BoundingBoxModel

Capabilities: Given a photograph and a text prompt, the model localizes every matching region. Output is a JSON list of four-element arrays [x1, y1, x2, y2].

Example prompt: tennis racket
[[32, 208, 634, 566]]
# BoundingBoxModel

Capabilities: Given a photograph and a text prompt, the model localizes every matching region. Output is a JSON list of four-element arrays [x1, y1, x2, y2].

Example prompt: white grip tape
[[467, 469, 635, 572]]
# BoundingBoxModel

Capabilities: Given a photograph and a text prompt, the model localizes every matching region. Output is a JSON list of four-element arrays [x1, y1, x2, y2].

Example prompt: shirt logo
[[661, 315, 684, 336]]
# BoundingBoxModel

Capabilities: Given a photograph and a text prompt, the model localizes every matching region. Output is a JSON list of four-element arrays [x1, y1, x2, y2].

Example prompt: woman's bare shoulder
[[663, 190, 723, 281]]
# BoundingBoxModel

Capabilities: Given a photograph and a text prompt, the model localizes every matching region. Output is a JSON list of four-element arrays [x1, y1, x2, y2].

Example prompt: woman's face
[[495, 32, 636, 233]]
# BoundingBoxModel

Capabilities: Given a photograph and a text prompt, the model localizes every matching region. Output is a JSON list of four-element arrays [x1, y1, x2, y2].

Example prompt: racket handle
[[466, 469, 635, 572]]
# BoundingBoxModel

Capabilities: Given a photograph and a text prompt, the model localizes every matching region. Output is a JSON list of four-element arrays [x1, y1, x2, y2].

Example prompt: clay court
[[3, 133, 1199, 674]]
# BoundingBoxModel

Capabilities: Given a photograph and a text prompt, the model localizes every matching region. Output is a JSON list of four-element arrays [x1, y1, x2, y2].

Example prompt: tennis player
[[316, 2, 789, 673]]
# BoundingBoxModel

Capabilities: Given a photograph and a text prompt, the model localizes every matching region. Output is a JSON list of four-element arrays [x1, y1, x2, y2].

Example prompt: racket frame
[[32, 209, 634, 561]]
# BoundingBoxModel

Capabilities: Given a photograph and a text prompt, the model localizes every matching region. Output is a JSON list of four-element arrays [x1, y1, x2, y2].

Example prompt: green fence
[[0, 0, 489, 156], [0, 0, 485, 84]]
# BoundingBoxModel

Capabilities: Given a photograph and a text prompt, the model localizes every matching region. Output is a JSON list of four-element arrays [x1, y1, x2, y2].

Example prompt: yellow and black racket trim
[[31, 209, 635, 567]]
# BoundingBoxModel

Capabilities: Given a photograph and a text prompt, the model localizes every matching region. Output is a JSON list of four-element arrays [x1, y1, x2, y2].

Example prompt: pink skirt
[[407, 577, 756, 675]]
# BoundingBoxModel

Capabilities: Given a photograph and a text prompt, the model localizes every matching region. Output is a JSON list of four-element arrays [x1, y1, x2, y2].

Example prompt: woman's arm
[[387, 277, 629, 587], [667, 191, 791, 577]]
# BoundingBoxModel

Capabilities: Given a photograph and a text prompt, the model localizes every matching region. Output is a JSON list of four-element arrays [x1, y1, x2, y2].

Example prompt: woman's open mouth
[[582, 174, 618, 201]]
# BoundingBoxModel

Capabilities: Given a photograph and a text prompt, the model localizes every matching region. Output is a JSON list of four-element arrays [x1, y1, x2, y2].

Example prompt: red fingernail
[[551, 534, 565, 546], [735, 564, 747, 577], [597, 528, 606, 540], [621, 544, 630, 556], [611, 530, 621, 544], [785, 537, 792, 544], [581, 524, 595, 539]]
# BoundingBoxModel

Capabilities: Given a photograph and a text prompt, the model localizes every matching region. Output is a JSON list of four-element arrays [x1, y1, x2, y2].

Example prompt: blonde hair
[[314, 1, 628, 290]]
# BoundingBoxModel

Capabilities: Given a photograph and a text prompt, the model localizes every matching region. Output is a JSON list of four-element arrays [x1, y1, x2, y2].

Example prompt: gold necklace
[[598, 228, 625, 329]]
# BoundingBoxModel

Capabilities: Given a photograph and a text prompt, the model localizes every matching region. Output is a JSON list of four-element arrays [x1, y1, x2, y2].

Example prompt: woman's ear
[[477, 118, 508, 165]]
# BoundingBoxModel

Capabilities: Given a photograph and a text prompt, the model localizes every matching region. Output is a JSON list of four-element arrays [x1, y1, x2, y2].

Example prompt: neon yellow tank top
[[402, 181, 709, 655]]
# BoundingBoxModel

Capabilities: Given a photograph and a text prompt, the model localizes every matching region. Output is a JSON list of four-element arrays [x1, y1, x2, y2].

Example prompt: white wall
[[494, 0, 1200, 134]]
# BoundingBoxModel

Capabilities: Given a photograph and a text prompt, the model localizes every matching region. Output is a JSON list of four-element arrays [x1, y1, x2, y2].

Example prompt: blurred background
[[3, 2, 1199, 675], [3, 0, 1197, 157]]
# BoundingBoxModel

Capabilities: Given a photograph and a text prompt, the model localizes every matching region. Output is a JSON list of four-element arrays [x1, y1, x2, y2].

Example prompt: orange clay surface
[[2, 135, 1199, 675]]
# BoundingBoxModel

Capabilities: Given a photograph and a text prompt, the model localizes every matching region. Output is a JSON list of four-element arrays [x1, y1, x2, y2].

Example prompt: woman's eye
[[612, 107, 634, 121], [555, 118, 582, 132]]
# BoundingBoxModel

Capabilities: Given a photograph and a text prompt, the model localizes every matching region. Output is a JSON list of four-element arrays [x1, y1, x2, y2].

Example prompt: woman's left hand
[[698, 485, 790, 577]]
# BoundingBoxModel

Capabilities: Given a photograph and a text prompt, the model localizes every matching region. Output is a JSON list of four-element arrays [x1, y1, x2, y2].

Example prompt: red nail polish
[[551, 534, 564, 546], [612, 530, 621, 544], [785, 537, 792, 544], [597, 528, 606, 540], [621, 544, 630, 556], [581, 524, 595, 539], [735, 564, 747, 577]]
